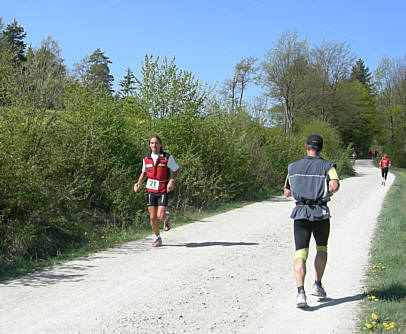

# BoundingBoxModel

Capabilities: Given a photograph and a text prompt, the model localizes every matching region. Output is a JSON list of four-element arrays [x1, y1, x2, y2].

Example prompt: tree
[[374, 55, 406, 165], [221, 57, 258, 114], [261, 30, 310, 134], [309, 40, 355, 121], [118, 67, 136, 97], [331, 80, 377, 155], [0, 19, 27, 66], [235, 57, 258, 109], [74, 48, 114, 94], [220, 77, 238, 113], [134, 54, 207, 118], [351, 58, 372, 94], [16, 37, 69, 110]]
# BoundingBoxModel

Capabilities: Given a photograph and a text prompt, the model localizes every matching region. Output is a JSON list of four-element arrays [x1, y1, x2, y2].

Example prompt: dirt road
[[0, 160, 394, 334]]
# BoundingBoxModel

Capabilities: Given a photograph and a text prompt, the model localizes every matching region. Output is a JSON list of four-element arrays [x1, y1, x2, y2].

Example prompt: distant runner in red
[[379, 154, 391, 186], [134, 136, 180, 247]]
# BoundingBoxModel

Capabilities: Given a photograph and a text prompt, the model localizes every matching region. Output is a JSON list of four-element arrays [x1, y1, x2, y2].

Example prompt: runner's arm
[[167, 168, 180, 192], [134, 172, 147, 192], [284, 175, 291, 197], [328, 167, 340, 195]]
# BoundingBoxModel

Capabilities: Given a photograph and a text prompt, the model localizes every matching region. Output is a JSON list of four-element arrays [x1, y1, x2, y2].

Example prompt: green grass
[[357, 168, 406, 333]]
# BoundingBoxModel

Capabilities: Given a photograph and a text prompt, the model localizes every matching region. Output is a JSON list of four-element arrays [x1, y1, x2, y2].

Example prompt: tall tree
[[374, 55, 406, 165], [331, 80, 377, 155], [261, 30, 310, 134], [134, 54, 207, 118], [0, 19, 27, 66], [351, 58, 372, 93], [220, 77, 238, 113], [309, 40, 355, 121], [235, 57, 258, 108], [221, 57, 258, 113], [118, 67, 136, 97], [16, 37, 68, 110], [74, 48, 114, 94]]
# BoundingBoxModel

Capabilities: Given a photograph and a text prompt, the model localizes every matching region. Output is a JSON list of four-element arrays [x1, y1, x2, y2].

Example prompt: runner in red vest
[[134, 136, 180, 246], [379, 154, 391, 186]]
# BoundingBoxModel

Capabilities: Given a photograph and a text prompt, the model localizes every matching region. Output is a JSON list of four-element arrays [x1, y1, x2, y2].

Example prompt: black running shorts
[[294, 219, 330, 251], [147, 192, 169, 207]]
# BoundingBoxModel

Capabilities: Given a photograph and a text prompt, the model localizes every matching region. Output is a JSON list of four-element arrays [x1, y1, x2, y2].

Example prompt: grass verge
[[358, 168, 406, 333]]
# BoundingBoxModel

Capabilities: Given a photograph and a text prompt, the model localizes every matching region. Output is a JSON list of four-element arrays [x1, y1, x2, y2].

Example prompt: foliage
[[331, 80, 377, 157], [351, 58, 372, 90], [294, 119, 354, 176], [134, 54, 207, 119], [74, 48, 114, 94], [0, 18, 27, 65], [373, 56, 406, 167], [261, 29, 310, 134]]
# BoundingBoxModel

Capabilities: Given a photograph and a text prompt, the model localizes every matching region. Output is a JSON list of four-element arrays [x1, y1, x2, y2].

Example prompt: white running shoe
[[163, 211, 171, 231], [296, 291, 308, 308], [311, 283, 327, 298]]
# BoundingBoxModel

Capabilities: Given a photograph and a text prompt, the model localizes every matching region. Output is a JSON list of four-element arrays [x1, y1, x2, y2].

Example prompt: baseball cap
[[306, 134, 323, 150]]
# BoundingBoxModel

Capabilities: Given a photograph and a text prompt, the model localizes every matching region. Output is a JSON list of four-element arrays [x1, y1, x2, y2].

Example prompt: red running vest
[[143, 153, 170, 193]]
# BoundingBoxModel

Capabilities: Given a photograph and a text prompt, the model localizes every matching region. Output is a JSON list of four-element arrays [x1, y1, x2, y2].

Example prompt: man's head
[[305, 134, 323, 154]]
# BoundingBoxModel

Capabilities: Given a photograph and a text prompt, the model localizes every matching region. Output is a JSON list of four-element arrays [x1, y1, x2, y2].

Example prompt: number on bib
[[146, 179, 160, 191]]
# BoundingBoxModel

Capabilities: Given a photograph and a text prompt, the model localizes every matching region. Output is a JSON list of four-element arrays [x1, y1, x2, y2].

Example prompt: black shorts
[[381, 167, 389, 179], [147, 192, 169, 207], [294, 219, 330, 250]]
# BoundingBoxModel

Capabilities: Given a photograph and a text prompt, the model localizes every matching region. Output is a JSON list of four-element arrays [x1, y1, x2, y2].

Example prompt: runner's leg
[[148, 206, 160, 236], [313, 219, 330, 283], [294, 220, 312, 287]]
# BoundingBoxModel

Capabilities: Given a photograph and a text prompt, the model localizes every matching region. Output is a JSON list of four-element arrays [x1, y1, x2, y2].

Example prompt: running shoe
[[296, 291, 308, 308], [152, 236, 162, 247], [163, 211, 171, 231], [311, 282, 327, 298]]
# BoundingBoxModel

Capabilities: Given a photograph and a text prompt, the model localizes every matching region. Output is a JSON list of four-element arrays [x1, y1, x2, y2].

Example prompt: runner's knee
[[295, 248, 309, 260], [316, 245, 328, 253]]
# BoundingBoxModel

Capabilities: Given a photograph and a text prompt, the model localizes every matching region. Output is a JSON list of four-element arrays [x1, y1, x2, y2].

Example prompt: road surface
[[0, 160, 394, 333]]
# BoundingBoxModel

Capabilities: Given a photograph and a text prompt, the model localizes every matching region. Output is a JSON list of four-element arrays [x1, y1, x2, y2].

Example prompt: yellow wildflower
[[372, 321, 376, 326], [371, 313, 378, 320], [365, 323, 372, 329]]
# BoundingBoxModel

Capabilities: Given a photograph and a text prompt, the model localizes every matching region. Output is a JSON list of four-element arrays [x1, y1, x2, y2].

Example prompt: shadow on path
[[166, 241, 259, 248], [302, 293, 365, 311]]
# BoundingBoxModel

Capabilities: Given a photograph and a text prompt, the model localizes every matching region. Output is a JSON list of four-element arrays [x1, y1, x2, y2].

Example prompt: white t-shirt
[[142, 153, 179, 173]]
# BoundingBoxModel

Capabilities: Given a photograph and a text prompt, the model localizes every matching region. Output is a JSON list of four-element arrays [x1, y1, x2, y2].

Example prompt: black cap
[[306, 134, 323, 150]]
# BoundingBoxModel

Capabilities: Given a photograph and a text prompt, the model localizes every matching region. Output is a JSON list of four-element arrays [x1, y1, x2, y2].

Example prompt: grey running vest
[[288, 156, 334, 221]]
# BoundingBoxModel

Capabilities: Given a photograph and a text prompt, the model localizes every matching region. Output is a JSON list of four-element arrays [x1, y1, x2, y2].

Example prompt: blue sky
[[1, 0, 405, 93]]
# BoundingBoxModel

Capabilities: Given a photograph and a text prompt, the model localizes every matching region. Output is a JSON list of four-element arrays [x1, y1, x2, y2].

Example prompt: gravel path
[[0, 160, 394, 334]]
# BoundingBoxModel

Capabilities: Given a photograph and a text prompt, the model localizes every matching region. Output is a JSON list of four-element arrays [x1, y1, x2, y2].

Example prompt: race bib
[[146, 179, 160, 191]]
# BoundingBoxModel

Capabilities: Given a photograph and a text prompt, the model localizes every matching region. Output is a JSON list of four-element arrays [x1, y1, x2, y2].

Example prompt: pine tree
[[74, 48, 114, 94], [118, 67, 136, 97], [0, 19, 27, 66], [351, 58, 372, 87]]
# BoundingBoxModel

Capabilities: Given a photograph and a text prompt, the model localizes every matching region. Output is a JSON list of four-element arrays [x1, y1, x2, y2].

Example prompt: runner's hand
[[167, 180, 174, 192]]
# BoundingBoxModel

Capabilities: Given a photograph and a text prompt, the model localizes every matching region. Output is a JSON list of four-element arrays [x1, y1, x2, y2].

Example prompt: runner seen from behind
[[379, 154, 391, 186], [284, 134, 340, 308], [134, 136, 180, 247]]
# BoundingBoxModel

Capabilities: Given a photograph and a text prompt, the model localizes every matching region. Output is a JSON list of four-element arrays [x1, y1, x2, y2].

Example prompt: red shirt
[[379, 158, 391, 168]]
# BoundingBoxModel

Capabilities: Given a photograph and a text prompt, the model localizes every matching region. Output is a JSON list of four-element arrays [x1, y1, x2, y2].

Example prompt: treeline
[[0, 19, 402, 271]]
